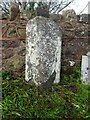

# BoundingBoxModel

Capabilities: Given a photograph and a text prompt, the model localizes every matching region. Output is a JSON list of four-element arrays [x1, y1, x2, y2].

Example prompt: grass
[[1, 66, 90, 119]]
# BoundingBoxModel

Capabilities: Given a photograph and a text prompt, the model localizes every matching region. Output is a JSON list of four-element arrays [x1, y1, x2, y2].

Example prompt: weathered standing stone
[[25, 16, 62, 86]]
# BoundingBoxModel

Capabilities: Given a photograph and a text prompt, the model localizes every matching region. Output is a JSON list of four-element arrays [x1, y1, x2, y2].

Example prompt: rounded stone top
[[26, 16, 62, 37]]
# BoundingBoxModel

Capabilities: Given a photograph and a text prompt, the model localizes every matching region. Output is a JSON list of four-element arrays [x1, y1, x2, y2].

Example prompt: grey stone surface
[[25, 16, 62, 86], [88, 53, 90, 84], [81, 52, 90, 85], [62, 9, 77, 28], [49, 14, 63, 22]]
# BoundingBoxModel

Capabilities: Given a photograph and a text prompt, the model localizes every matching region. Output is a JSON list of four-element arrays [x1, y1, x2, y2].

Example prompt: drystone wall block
[[62, 9, 77, 28]]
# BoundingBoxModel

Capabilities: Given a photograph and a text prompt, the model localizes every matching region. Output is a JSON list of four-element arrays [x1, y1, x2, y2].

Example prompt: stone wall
[[50, 10, 89, 73], [2, 40, 25, 77], [1, 10, 90, 76], [59, 19, 89, 74]]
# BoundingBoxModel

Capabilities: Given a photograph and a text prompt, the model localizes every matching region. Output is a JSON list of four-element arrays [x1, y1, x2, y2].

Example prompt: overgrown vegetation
[[61, 65, 81, 85], [2, 65, 90, 119]]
